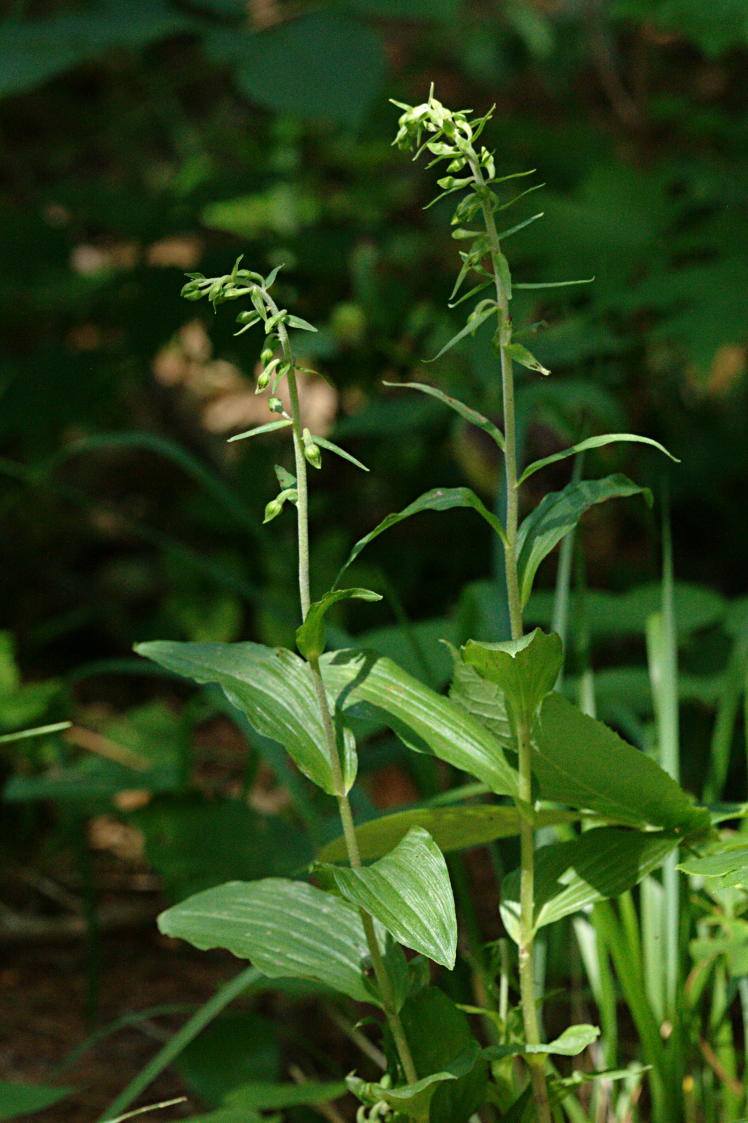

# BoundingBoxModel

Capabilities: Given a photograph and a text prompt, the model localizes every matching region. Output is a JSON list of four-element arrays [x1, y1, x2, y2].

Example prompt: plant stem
[[275, 313, 420, 1093], [468, 155, 552, 1123]]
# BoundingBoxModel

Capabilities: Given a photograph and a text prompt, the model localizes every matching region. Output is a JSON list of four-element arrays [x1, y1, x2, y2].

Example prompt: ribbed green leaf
[[135, 641, 356, 796], [296, 588, 381, 661], [501, 828, 678, 940], [319, 803, 578, 862], [158, 878, 375, 1004], [329, 827, 457, 968], [322, 649, 520, 798], [517, 475, 650, 606], [462, 629, 562, 732], [383, 381, 505, 450], [448, 645, 513, 743], [533, 693, 710, 834], [518, 432, 678, 485], [336, 487, 507, 584]]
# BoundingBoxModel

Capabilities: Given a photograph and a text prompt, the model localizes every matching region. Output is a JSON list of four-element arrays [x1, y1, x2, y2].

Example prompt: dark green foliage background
[[1, 0, 746, 673]]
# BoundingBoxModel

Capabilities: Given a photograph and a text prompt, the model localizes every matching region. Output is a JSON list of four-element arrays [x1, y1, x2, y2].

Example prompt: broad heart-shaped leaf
[[533, 693, 710, 835], [383, 381, 505, 450], [516, 475, 651, 607], [347, 1043, 480, 1121], [328, 828, 457, 968], [158, 878, 377, 1005], [0, 1081, 74, 1120], [518, 432, 679, 485], [135, 642, 356, 796], [336, 487, 507, 584], [483, 1023, 600, 1059], [500, 828, 679, 940], [462, 629, 562, 734], [296, 588, 381, 661], [319, 803, 579, 863], [399, 987, 487, 1123], [321, 649, 520, 799], [679, 843, 748, 889]]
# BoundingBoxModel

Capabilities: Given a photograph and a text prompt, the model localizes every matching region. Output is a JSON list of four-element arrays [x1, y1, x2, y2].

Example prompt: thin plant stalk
[[464, 150, 552, 1123], [273, 307, 420, 1094]]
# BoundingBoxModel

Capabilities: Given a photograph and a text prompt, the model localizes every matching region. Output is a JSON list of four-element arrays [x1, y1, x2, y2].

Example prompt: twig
[[328, 1009, 387, 1070], [102, 1097, 187, 1123], [289, 1064, 348, 1123], [65, 724, 150, 770]]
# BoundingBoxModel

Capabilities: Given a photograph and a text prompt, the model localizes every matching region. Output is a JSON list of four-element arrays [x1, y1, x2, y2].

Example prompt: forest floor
[[2, 926, 232, 1122]]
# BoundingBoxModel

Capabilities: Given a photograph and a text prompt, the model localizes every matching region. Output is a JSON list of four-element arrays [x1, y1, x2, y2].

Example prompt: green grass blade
[[98, 966, 262, 1121], [645, 500, 680, 1018], [45, 431, 262, 540]]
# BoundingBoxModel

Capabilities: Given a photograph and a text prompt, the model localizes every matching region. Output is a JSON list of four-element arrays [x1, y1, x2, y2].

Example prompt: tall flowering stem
[[181, 264, 421, 1100], [393, 90, 552, 1121]]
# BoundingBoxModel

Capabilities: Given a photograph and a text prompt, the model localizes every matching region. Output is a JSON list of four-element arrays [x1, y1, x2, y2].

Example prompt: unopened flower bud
[[268, 397, 284, 413], [263, 498, 283, 524], [302, 428, 322, 469]]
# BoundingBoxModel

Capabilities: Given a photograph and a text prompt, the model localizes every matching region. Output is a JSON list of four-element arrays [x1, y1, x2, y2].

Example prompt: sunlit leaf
[[158, 878, 377, 1004], [319, 803, 578, 862], [501, 828, 679, 939], [322, 649, 520, 798], [136, 642, 356, 796], [462, 629, 562, 732], [328, 827, 456, 968], [533, 693, 710, 834]]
